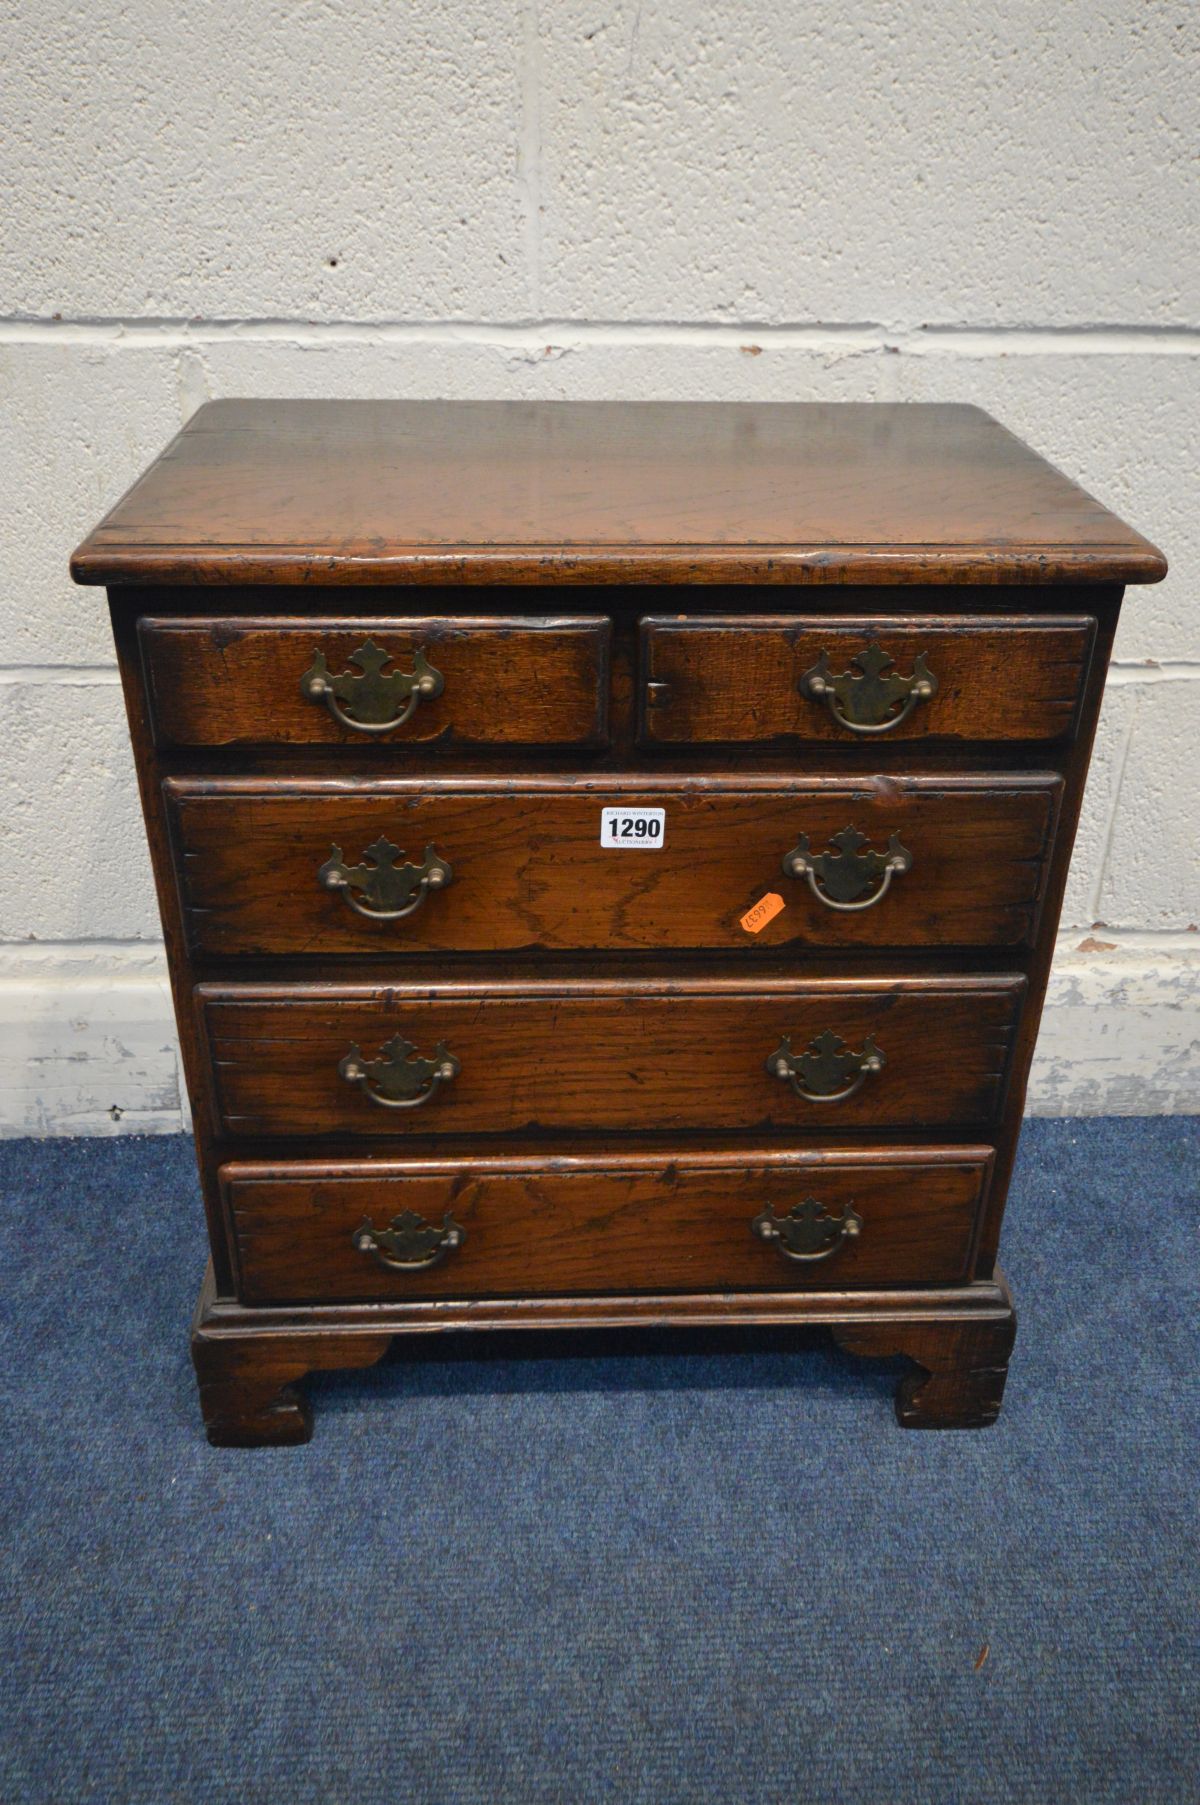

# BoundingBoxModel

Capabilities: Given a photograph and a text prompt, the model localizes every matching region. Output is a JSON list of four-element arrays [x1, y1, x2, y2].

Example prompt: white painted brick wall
[[2, 1, 1197, 1132]]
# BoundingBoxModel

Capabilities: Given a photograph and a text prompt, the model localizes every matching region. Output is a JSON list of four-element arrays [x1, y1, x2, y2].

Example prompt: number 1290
[[599, 807, 666, 849]]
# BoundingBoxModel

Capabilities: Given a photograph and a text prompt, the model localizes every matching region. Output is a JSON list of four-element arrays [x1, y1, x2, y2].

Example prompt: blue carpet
[[1, 1119, 1196, 1804]]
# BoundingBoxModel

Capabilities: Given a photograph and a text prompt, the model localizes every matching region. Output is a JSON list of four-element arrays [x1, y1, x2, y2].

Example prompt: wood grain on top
[[71, 399, 1166, 587]]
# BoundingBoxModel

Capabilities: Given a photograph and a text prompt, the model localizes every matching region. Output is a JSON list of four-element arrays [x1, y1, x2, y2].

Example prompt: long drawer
[[167, 774, 1062, 955], [197, 976, 1024, 1138], [640, 614, 1096, 744], [223, 1145, 995, 1303], [138, 615, 612, 748]]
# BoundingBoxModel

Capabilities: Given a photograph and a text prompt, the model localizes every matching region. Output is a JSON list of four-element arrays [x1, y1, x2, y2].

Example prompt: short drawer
[[138, 615, 611, 748], [639, 614, 1096, 745], [197, 976, 1024, 1138], [167, 773, 1062, 954], [223, 1145, 994, 1303]]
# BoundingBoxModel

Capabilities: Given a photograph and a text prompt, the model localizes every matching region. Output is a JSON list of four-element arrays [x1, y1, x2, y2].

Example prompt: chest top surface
[[70, 398, 1165, 590]]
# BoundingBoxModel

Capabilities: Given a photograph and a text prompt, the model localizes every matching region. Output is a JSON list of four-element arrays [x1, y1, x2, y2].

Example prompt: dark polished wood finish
[[640, 614, 1097, 745], [224, 1147, 993, 1304], [166, 775, 1061, 955], [198, 976, 1023, 1137], [139, 615, 611, 748], [190, 1259, 1018, 1444], [832, 1302, 1018, 1429], [73, 400, 1165, 1443], [71, 400, 1165, 588]]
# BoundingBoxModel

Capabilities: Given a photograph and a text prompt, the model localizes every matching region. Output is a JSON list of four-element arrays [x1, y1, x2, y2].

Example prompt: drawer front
[[198, 978, 1023, 1138], [168, 774, 1061, 955], [138, 616, 611, 748], [640, 614, 1096, 745], [224, 1146, 994, 1303]]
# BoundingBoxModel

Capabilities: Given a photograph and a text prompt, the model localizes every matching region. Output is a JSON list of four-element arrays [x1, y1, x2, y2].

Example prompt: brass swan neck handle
[[300, 638, 444, 734], [767, 1030, 885, 1103], [352, 1211, 465, 1272], [338, 1034, 460, 1110], [783, 825, 912, 913], [318, 838, 452, 923], [752, 1199, 863, 1264], [800, 641, 937, 736]]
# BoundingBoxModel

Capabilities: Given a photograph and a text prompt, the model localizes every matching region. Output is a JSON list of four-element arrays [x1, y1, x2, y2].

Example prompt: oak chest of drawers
[[71, 399, 1166, 1445]]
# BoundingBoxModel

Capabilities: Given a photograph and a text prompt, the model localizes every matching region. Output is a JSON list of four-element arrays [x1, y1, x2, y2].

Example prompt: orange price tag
[[740, 892, 785, 935]]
